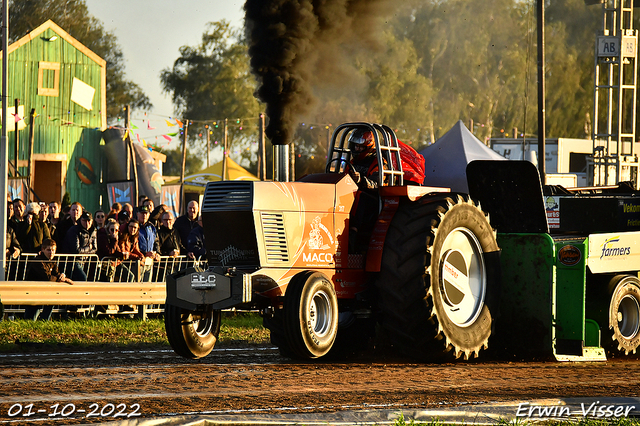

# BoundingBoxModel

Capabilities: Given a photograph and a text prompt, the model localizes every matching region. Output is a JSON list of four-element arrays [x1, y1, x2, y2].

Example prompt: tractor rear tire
[[607, 275, 640, 355], [165, 304, 221, 359], [375, 194, 500, 360], [283, 271, 339, 359]]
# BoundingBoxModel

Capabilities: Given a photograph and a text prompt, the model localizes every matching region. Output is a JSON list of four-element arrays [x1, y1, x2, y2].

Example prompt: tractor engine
[[199, 174, 361, 302]]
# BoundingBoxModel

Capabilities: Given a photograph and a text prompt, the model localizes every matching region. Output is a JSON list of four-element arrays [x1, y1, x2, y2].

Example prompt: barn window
[[37, 62, 60, 97]]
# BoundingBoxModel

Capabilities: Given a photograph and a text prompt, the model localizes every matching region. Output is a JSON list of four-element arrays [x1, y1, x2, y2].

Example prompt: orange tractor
[[165, 122, 500, 360]]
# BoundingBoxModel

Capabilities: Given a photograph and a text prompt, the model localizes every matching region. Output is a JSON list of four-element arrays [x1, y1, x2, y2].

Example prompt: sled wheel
[[283, 271, 339, 359], [165, 304, 221, 359], [608, 275, 640, 355], [375, 194, 500, 360]]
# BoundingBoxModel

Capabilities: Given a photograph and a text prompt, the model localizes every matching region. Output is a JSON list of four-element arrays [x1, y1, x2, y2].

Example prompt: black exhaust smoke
[[244, 0, 393, 145]]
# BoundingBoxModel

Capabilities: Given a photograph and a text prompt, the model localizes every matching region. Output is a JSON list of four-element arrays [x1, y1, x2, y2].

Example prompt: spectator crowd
[[5, 195, 205, 282], [4, 195, 206, 320]]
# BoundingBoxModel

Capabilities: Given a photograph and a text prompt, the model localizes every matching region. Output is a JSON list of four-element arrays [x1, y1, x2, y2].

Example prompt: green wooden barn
[[2, 19, 107, 213]]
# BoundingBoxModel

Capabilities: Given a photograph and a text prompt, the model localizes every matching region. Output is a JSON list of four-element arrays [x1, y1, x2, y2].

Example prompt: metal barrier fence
[[1, 254, 206, 320]]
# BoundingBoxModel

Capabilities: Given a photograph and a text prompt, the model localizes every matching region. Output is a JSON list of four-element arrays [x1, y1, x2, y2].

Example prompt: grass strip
[[0, 312, 270, 352], [395, 414, 640, 425]]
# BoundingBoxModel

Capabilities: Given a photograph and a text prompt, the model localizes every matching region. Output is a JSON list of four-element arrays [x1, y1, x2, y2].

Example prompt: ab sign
[[597, 35, 637, 58]]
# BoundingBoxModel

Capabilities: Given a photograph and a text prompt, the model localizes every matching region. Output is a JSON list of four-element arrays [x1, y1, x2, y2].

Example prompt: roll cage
[[325, 122, 404, 187]]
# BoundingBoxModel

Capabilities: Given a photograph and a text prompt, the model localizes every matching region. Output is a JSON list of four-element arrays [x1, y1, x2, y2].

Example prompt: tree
[[158, 1, 604, 177], [160, 147, 203, 177], [400, 0, 600, 142], [9, 0, 152, 119], [546, 0, 600, 139], [361, 31, 433, 150], [161, 21, 263, 170], [402, 0, 532, 143]]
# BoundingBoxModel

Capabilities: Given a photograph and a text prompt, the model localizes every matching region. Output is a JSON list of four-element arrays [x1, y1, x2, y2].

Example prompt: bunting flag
[[175, 119, 183, 128], [12, 113, 22, 123], [148, 121, 155, 130], [136, 133, 141, 143], [162, 135, 171, 141], [165, 119, 175, 127], [167, 132, 178, 137], [130, 124, 139, 129]]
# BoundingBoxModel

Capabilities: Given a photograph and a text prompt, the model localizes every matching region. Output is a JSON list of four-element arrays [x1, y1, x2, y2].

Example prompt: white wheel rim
[[439, 227, 486, 327], [309, 290, 332, 338], [618, 294, 640, 340]]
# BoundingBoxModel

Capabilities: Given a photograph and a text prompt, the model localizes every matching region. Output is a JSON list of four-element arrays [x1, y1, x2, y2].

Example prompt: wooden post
[[124, 106, 131, 181], [179, 120, 189, 215], [124, 105, 139, 204], [258, 113, 266, 180], [180, 120, 189, 183], [129, 137, 139, 205], [205, 124, 210, 169], [27, 108, 36, 196], [14, 98, 19, 178], [289, 143, 295, 182], [221, 118, 228, 181], [1, 2, 9, 280]]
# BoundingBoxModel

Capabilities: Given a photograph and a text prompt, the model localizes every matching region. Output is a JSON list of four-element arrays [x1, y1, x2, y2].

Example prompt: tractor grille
[[202, 182, 253, 211], [261, 212, 289, 263]]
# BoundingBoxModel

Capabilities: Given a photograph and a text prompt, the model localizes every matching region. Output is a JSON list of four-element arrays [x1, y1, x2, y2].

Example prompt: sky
[[83, 0, 245, 150]]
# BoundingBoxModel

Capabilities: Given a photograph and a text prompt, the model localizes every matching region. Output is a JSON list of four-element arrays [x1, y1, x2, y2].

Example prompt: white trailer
[[489, 138, 593, 186]]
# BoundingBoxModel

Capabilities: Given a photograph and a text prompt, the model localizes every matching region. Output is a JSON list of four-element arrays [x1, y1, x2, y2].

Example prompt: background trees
[[160, 147, 203, 177], [9, 0, 152, 119], [7, 0, 612, 178], [160, 1, 605, 176], [398, 0, 598, 146], [160, 21, 263, 173]]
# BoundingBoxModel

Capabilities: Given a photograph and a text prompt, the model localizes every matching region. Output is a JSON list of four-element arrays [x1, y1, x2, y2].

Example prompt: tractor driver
[[347, 128, 383, 252], [347, 129, 382, 190]]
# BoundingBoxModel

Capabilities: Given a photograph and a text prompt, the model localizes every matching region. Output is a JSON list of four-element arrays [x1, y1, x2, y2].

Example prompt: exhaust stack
[[273, 144, 290, 182]]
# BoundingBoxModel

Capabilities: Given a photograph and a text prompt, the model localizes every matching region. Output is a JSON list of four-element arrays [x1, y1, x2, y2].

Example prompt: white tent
[[419, 120, 506, 193]]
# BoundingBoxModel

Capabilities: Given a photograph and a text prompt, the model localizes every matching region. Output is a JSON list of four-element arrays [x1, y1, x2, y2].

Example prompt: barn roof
[[2, 19, 106, 67]]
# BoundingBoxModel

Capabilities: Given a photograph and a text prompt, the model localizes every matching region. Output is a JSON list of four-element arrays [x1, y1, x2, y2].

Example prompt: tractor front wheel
[[283, 271, 339, 359], [608, 275, 640, 355], [165, 304, 221, 359]]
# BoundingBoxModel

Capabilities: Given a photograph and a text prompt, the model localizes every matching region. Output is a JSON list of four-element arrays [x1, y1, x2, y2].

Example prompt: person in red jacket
[[117, 218, 149, 282], [98, 219, 135, 282], [118, 219, 146, 261]]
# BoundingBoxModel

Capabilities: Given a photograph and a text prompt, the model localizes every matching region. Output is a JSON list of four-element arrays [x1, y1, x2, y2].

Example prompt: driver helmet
[[348, 129, 374, 154]]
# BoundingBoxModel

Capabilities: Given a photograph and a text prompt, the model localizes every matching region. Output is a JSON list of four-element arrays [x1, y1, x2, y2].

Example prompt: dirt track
[[1, 343, 640, 425]]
